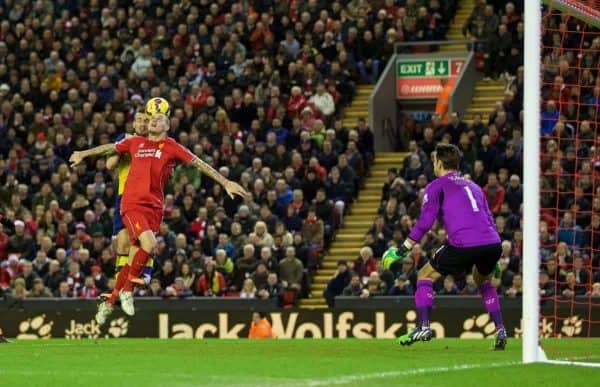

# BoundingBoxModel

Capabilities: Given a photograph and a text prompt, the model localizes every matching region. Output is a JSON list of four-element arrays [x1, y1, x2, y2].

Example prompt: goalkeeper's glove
[[398, 239, 414, 259]]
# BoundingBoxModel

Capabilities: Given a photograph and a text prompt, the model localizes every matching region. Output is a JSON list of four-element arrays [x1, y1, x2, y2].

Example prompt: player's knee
[[139, 232, 157, 253], [116, 230, 130, 254]]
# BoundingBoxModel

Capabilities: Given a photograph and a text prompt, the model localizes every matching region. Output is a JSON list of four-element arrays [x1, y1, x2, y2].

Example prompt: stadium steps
[[463, 80, 506, 126], [300, 152, 406, 309], [440, 0, 475, 53], [342, 85, 373, 128]]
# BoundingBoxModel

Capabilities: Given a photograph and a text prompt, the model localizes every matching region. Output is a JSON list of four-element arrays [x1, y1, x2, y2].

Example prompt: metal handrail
[[394, 39, 479, 53]]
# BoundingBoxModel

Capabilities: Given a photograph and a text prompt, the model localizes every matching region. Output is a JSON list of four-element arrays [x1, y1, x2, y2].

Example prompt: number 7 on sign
[[464, 186, 479, 212]]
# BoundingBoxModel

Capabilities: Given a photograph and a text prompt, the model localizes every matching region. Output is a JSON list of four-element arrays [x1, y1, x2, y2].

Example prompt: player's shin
[[125, 248, 151, 291], [414, 280, 434, 328], [479, 281, 504, 330], [108, 264, 131, 304]]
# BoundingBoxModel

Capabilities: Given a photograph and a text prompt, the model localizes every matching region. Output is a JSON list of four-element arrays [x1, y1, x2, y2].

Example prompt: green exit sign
[[397, 60, 450, 77]]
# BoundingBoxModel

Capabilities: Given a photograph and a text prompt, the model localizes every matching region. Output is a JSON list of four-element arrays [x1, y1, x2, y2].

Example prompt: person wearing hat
[[323, 259, 352, 307], [8, 220, 33, 258], [388, 273, 414, 296]]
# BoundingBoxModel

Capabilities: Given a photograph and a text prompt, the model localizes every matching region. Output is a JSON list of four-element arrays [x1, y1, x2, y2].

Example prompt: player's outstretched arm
[[190, 157, 249, 200], [69, 144, 117, 168], [106, 155, 121, 171]]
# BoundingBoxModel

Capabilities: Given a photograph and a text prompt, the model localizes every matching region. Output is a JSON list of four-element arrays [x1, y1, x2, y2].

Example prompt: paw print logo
[[460, 314, 496, 339], [560, 316, 583, 337], [514, 318, 555, 339], [17, 315, 53, 339], [106, 318, 129, 338]]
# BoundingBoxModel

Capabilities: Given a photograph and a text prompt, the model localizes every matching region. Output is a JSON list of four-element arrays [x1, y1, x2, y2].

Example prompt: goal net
[[529, 0, 600, 365]]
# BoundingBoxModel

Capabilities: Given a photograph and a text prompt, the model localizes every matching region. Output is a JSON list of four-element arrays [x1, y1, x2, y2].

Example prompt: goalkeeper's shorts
[[430, 243, 502, 277]]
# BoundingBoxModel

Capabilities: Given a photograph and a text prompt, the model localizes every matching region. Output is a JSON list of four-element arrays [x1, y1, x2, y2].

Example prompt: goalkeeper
[[385, 144, 506, 350]]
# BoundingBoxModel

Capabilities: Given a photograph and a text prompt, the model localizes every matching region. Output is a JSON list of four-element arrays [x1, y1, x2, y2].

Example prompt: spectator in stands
[[505, 274, 523, 298], [301, 208, 324, 250], [12, 277, 28, 299], [588, 282, 600, 297], [257, 273, 284, 305], [30, 278, 52, 298], [8, 220, 32, 258], [233, 244, 258, 291], [79, 276, 99, 299], [18, 261, 38, 291], [539, 270, 556, 298], [388, 274, 414, 296], [353, 247, 377, 279], [166, 277, 194, 299], [342, 274, 363, 297], [360, 272, 386, 299], [462, 274, 480, 295], [240, 279, 257, 299], [484, 173, 506, 215], [154, 260, 176, 290], [562, 272, 586, 297], [439, 275, 460, 295], [279, 247, 304, 292], [196, 260, 226, 297], [557, 211, 584, 248], [324, 260, 352, 307]]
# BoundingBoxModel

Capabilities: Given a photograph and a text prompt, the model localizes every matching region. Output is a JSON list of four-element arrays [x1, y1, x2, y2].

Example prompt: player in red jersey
[[70, 113, 248, 324]]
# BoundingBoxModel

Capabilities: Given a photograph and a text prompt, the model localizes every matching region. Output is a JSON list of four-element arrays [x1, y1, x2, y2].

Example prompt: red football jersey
[[115, 136, 195, 212]]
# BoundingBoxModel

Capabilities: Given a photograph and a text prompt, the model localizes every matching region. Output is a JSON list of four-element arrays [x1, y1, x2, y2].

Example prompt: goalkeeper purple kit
[[407, 171, 505, 337], [408, 171, 500, 248]]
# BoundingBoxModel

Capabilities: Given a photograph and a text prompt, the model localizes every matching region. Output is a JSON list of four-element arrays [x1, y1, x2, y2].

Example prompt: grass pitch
[[1, 339, 598, 386]]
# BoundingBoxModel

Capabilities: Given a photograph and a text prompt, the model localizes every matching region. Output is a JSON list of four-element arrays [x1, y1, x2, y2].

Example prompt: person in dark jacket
[[342, 273, 363, 296], [324, 260, 352, 307]]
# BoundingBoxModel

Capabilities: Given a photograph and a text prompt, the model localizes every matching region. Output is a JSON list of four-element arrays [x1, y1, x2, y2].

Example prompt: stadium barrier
[[1, 297, 597, 339]]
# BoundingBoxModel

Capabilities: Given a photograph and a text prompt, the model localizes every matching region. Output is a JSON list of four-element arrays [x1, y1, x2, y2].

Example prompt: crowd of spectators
[[326, 2, 600, 306], [1, 0, 472, 305]]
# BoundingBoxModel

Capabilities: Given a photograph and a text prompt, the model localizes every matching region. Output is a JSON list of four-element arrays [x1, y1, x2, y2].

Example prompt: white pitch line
[[544, 360, 600, 368], [302, 361, 520, 387]]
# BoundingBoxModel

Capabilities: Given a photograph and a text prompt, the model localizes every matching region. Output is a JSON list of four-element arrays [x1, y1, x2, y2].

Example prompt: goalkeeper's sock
[[124, 248, 150, 292], [108, 264, 130, 305], [479, 282, 505, 330], [415, 280, 434, 328]]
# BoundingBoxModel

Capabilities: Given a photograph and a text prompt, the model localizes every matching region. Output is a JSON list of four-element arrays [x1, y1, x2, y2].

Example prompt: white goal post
[[522, 0, 542, 365], [522, 0, 600, 367]]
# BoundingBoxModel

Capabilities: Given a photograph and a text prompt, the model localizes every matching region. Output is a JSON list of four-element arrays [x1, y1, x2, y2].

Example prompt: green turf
[[1, 339, 598, 386]]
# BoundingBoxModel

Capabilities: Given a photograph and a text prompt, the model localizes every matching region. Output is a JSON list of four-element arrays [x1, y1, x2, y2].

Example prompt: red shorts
[[121, 206, 162, 246]]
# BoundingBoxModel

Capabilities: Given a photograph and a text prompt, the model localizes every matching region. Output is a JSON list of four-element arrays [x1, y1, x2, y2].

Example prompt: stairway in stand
[[342, 84, 373, 129], [440, 0, 475, 52], [463, 79, 506, 126], [300, 152, 406, 309]]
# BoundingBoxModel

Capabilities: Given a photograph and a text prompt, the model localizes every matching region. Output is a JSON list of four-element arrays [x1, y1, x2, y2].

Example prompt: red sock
[[108, 264, 130, 305], [123, 248, 150, 292]]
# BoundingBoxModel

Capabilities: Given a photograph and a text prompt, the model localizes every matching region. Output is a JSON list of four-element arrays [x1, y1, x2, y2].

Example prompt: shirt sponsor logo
[[135, 148, 162, 159]]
